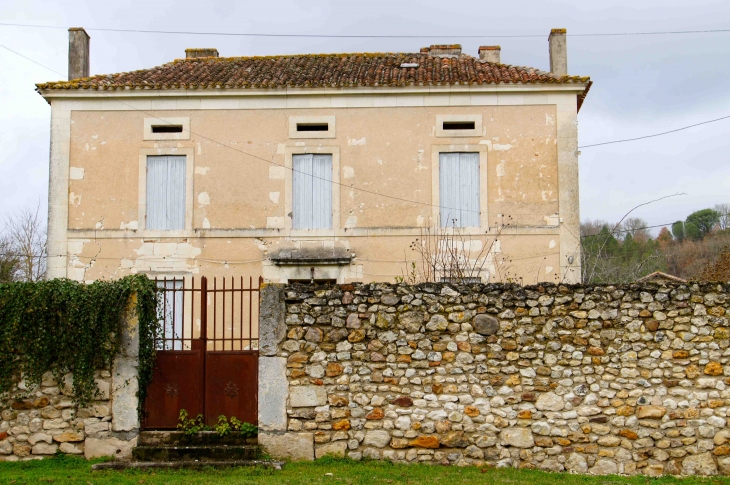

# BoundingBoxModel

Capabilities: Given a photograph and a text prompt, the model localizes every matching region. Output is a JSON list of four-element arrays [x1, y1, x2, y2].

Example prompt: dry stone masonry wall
[[271, 281, 730, 476], [0, 314, 140, 462], [0, 372, 121, 460]]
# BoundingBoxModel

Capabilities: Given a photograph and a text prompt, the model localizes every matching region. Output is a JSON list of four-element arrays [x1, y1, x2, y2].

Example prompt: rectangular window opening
[[292, 153, 333, 229], [442, 121, 476, 131], [296, 123, 329, 132], [146, 155, 186, 230], [151, 125, 184, 133], [439, 152, 480, 228]]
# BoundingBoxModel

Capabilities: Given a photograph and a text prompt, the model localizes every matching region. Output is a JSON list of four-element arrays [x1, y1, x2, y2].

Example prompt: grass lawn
[[2, 456, 730, 485]]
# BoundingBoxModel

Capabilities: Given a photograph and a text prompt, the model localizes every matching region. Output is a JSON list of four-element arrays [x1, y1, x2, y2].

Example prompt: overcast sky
[[1, 0, 728, 233]]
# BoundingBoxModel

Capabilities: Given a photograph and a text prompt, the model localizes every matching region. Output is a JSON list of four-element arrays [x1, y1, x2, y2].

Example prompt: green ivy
[[0, 275, 160, 411]]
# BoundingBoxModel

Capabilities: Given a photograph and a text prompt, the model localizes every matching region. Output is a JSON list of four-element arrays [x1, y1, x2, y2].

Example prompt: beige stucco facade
[[42, 84, 586, 285]]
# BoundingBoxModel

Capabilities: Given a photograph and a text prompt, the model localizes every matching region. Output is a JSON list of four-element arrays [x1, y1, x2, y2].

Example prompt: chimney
[[185, 48, 219, 59], [68, 28, 90, 80], [478, 46, 501, 63], [422, 44, 462, 57], [548, 28, 567, 76]]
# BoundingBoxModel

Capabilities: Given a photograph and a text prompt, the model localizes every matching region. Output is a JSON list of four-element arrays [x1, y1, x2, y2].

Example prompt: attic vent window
[[151, 125, 184, 133], [400, 63, 419, 68], [297, 123, 329, 132], [443, 121, 476, 131]]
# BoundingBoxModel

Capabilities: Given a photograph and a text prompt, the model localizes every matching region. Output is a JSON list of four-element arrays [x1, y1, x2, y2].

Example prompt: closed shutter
[[459, 153, 480, 227], [146, 156, 186, 230], [293, 154, 333, 229], [439, 152, 480, 227]]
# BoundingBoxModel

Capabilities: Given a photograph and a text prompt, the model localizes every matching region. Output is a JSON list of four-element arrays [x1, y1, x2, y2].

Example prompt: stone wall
[[0, 304, 140, 461], [259, 281, 730, 476]]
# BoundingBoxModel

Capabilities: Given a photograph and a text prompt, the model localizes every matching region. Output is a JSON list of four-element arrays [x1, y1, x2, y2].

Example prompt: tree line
[[581, 204, 730, 284]]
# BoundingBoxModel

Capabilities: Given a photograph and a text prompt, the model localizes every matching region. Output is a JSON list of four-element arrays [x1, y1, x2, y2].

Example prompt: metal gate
[[143, 276, 262, 429]]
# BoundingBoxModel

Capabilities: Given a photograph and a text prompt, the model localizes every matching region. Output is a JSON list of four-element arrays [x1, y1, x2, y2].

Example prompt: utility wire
[[1, 22, 730, 38], [579, 115, 730, 148], [0, 43, 723, 230], [0, 43, 481, 216]]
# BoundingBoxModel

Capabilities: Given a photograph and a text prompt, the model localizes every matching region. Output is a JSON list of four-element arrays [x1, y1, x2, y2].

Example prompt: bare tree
[[715, 203, 730, 231], [581, 193, 684, 284], [3, 205, 47, 282], [405, 217, 509, 284], [622, 217, 650, 240]]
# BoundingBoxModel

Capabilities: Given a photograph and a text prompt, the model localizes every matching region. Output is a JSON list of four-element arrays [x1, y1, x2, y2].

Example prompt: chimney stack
[[421, 45, 462, 57], [68, 28, 90, 81], [478, 46, 501, 63], [186, 48, 219, 59], [548, 28, 567, 76]]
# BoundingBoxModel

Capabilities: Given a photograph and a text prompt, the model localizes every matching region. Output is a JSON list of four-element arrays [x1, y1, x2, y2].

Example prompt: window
[[442, 121, 475, 131], [156, 279, 184, 350], [288, 116, 336, 139], [435, 114, 482, 137], [144, 117, 190, 140], [292, 154, 333, 229], [146, 155, 186, 230], [439, 152, 480, 227], [296, 123, 329, 132], [151, 125, 183, 133]]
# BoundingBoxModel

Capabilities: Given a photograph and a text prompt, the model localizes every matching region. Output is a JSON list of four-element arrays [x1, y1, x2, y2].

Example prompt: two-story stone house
[[37, 28, 590, 285]]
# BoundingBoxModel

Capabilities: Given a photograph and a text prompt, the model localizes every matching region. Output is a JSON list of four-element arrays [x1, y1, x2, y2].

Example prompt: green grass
[[2, 455, 730, 485]]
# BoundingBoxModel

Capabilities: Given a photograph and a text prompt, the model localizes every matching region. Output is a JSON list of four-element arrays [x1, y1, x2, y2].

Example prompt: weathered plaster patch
[[343, 167, 355, 179], [195, 166, 210, 175], [121, 259, 134, 269], [202, 217, 211, 229], [348, 137, 366, 146], [496, 161, 506, 177], [269, 166, 286, 180], [269, 192, 280, 204], [120, 220, 138, 230], [69, 192, 81, 206], [546, 113, 555, 125], [69, 167, 85, 180], [478, 140, 492, 149], [267, 217, 285, 229], [345, 216, 357, 228], [197, 192, 210, 206], [416, 215, 425, 227], [493, 144, 512, 151], [549, 240, 556, 249], [545, 214, 560, 226], [545, 266, 554, 274]]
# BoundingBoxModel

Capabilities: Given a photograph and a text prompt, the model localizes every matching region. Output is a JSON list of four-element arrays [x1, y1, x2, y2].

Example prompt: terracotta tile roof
[[36, 51, 591, 106]]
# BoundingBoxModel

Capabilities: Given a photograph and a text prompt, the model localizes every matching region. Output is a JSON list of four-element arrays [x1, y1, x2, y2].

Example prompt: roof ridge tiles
[[36, 50, 591, 95]]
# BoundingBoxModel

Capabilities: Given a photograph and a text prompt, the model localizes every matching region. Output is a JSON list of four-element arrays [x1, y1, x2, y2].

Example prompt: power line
[[0, 43, 482, 216], [579, 115, 730, 148], [0, 42, 722, 236], [1, 22, 730, 39], [581, 222, 676, 238]]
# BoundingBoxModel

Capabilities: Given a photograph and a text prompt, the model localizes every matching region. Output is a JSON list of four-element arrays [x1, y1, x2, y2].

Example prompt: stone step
[[132, 444, 261, 462], [92, 459, 284, 471], [138, 431, 258, 447]]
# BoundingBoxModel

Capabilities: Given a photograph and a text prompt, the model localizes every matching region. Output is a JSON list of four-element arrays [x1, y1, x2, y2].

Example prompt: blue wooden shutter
[[439, 152, 480, 227], [459, 153, 480, 227], [146, 155, 186, 230], [293, 154, 332, 229]]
